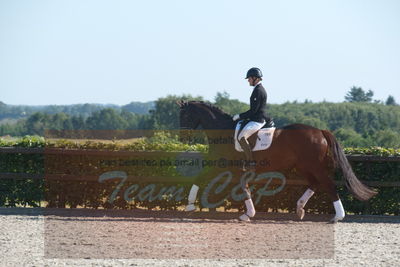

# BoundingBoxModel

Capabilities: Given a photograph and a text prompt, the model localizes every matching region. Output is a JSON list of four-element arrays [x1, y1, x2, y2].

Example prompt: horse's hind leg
[[296, 173, 318, 220], [297, 188, 315, 220], [314, 171, 345, 223], [324, 181, 345, 223]]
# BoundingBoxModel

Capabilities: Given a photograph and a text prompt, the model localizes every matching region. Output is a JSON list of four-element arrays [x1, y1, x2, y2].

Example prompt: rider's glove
[[233, 114, 240, 121]]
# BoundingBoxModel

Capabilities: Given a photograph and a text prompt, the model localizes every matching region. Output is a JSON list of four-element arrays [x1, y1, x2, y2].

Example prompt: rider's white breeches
[[238, 120, 266, 140]]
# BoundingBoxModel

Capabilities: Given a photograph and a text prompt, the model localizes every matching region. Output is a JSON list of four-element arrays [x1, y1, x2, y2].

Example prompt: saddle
[[234, 119, 276, 152]]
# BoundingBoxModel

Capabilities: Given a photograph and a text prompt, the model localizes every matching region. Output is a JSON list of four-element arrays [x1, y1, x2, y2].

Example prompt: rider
[[233, 67, 270, 171]]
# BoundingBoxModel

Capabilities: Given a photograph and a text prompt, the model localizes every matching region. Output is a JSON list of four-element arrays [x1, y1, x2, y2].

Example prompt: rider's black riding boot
[[239, 137, 256, 172]]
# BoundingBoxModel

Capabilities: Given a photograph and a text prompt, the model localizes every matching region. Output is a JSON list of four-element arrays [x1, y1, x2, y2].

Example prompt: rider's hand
[[233, 114, 240, 121]]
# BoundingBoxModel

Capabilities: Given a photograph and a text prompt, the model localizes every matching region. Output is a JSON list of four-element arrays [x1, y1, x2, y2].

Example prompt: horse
[[177, 100, 377, 222]]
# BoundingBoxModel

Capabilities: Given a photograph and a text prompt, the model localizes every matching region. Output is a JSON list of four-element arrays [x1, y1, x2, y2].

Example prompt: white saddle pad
[[234, 121, 276, 152]]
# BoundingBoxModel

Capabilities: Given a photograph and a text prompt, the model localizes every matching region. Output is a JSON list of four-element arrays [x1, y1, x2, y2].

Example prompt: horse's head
[[176, 100, 201, 130], [177, 101, 235, 150], [176, 100, 234, 130]]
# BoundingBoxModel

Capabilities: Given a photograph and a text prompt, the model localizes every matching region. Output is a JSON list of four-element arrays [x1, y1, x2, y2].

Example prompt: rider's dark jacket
[[239, 83, 269, 123]]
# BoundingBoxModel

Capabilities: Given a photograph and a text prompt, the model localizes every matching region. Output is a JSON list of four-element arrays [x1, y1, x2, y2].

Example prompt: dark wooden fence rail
[[1, 147, 399, 215], [1, 147, 400, 187]]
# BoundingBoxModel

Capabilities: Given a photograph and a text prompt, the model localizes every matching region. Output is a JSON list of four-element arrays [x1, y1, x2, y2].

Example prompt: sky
[[0, 0, 399, 105]]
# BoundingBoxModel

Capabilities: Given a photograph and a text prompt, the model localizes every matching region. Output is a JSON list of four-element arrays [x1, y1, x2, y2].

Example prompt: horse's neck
[[199, 112, 233, 130], [192, 107, 235, 156]]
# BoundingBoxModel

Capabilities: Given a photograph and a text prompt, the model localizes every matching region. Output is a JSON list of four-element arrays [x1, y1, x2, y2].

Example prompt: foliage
[[1, 92, 400, 149], [214, 91, 248, 115], [0, 101, 154, 120], [121, 101, 154, 114], [385, 95, 397, 106], [343, 147, 400, 156], [344, 86, 374, 102], [269, 102, 400, 148], [334, 128, 368, 147], [148, 94, 204, 129]]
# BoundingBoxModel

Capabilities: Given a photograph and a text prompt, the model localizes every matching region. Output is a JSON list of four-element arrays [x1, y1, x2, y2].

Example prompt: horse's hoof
[[329, 215, 344, 223], [239, 214, 251, 222], [329, 218, 338, 224], [185, 204, 196, 212], [297, 207, 305, 220]]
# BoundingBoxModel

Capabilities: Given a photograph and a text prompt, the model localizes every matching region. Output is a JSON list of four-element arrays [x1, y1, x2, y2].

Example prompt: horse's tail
[[322, 130, 377, 201]]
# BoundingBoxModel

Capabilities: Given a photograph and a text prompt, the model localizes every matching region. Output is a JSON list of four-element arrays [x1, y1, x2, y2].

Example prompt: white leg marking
[[239, 199, 255, 222], [331, 199, 345, 223], [296, 188, 315, 220], [245, 199, 256, 217], [185, 184, 199, 212], [239, 214, 251, 222]]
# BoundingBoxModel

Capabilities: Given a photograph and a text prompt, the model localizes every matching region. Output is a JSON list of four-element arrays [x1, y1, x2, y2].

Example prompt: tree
[[344, 86, 374, 102], [86, 109, 128, 130], [373, 129, 400, 148], [25, 112, 51, 135], [295, 115, 327, 129], [122, 101, 154, 114], [334, 128, 367, 147], [71, 115, 86, 130], [51, 113, 70, 130], [385, 95, 397, 106], [213, 91, 248, 115], [149, 94, 203, 129]]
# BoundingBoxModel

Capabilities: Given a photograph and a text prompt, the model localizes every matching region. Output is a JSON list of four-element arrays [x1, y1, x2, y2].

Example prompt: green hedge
[[0, 136, 399, 215], [339, 147, 400, 215]]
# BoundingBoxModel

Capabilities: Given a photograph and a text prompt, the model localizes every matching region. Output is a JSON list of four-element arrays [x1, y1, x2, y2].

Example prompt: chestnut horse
[[177, 101, 376, 222]]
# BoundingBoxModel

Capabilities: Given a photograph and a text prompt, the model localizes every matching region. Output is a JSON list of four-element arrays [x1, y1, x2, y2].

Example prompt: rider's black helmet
[[245, 67, 263, 79]]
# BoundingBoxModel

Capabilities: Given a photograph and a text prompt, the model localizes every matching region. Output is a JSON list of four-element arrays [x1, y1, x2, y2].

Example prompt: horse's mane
[[188, 101, 233, 120]]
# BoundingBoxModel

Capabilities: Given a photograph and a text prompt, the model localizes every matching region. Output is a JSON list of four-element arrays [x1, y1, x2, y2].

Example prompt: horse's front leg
[[185, 184, 199, 212], [239, 175, 256, 222]]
